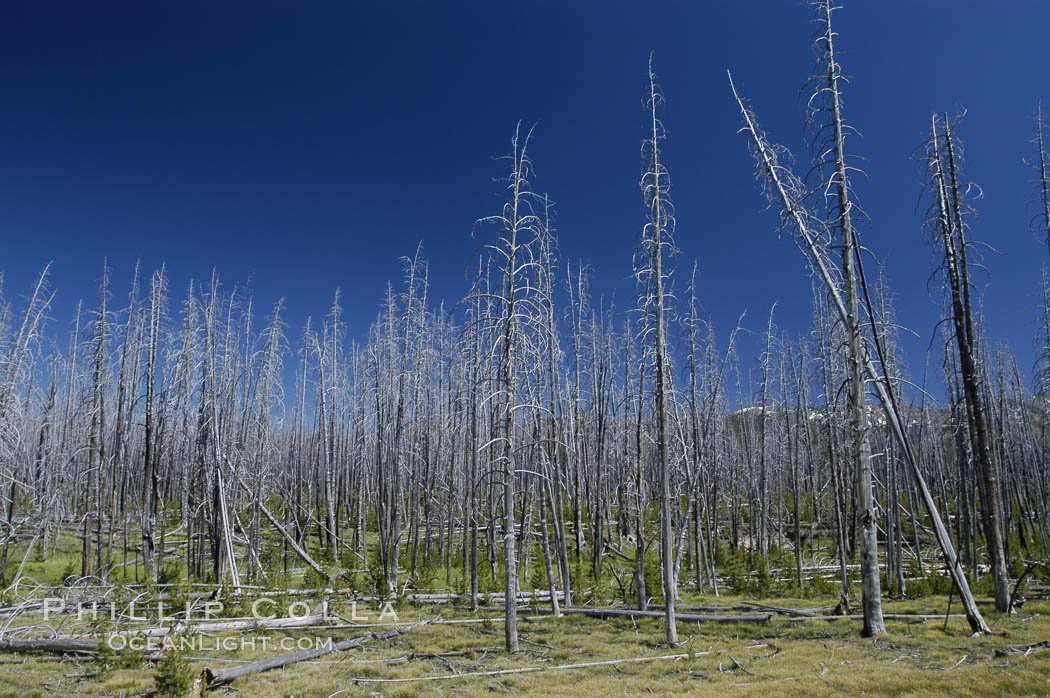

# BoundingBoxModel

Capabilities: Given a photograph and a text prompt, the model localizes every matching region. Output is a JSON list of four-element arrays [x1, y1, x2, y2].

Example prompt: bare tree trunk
[[729, 64, 990, 634], [640, 59, 678, 644], [929, 114, 1010, 612]]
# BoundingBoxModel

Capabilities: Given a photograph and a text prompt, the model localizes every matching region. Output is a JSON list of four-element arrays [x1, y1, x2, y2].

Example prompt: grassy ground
[[0, 594, 1047, 697], [2, 533, 1048, 695]]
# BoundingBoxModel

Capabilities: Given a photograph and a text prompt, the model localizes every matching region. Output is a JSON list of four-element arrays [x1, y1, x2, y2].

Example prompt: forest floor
[[0, 592, 1047, 697], [1, 532, 1048, 695]]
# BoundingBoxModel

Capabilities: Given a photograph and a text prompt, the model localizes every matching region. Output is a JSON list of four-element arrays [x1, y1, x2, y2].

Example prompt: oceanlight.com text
[[106, 634, 339, 652]]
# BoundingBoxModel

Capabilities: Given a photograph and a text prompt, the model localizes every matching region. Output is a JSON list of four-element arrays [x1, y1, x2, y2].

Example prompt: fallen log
[[560, 607, 772, 624], [0, 655, 87, 663], [0, 638, 98, 653], [347, 650, 714, 685], [781, 613, 966, 622], [677, 603, 836, 616], [742, 602, 837, 617], [321, 613, 554, 630], [121, 613, 336, 638], [677, 604, 760, 613], [203, 620, 427, 686]]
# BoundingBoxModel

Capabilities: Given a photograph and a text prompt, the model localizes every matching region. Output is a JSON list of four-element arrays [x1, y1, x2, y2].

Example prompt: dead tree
[[802, 0, 884, 635], [635, 58, 679, 644], [472, 123, 544, 652], [728, 66, 991, 634], [141, 267, 167, 580], [925, 113, 1010, 612]]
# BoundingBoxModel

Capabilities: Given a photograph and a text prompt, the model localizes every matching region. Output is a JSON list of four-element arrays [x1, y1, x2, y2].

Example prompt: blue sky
[[3, 1, 1049, 398]]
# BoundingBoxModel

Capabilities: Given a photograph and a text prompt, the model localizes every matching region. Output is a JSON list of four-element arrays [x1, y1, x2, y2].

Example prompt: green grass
[[2, 529, 1048, 695], [0, 594, 1046, 696]]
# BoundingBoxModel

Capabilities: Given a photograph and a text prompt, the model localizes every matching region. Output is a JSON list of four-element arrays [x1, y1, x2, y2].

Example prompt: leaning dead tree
[[728, 47, 991, 633]]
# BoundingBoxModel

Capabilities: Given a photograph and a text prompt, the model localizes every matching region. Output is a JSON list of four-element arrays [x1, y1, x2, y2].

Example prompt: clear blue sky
[[3, 1, 1049, 397]]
